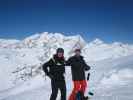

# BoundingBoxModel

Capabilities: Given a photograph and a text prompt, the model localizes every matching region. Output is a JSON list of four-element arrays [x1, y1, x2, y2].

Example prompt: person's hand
[[84, 65, 91, 71]]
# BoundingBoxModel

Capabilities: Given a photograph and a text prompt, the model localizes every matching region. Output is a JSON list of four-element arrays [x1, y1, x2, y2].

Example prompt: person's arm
[[42, 60, 51, 76], [65, 57, 72, 66], [82, 58, 91, 71]]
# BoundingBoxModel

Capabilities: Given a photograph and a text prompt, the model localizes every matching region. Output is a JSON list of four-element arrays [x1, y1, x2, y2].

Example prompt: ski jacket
[[66, 55, 90, 81], [42, 55, 65, 81]]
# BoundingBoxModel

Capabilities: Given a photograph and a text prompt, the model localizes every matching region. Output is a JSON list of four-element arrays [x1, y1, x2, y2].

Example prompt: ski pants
[[50, 79, 66, 100], [69, 80, 87, 100]]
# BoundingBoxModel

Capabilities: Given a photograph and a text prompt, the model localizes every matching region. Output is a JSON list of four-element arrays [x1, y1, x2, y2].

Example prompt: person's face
[[75, 51, 81, 56], [57, 52, 64, 58]]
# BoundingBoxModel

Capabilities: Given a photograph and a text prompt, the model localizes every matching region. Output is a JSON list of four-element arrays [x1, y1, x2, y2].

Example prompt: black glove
[[87, 73, 90, 81], [84, 65, 91, 71]]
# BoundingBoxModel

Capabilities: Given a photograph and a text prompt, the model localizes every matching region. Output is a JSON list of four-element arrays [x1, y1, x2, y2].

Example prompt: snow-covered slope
[[91, 55, 133, 100], [0, 32, 133, 100], [1, 53, 133, 100]]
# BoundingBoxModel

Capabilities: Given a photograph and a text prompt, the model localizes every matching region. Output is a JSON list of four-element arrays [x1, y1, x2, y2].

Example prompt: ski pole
[[87, 73, 94, 96]]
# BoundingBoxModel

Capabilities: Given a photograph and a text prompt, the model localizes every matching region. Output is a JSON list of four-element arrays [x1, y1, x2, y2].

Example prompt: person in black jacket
[[42, 48, 66, 100], [66, 48, 90, 100]]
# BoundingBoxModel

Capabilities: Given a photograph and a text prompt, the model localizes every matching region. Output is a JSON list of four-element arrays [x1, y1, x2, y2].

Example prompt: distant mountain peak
[[90, 38, 104, 45]]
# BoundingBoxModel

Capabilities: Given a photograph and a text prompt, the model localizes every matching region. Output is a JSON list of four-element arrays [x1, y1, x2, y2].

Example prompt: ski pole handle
[[87, 73, 90, 81]]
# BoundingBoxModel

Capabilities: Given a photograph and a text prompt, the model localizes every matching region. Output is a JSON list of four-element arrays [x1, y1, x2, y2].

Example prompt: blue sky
[[0, 0, 133, 43]]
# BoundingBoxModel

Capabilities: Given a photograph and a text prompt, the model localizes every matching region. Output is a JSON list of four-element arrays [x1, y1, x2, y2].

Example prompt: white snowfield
[[0, 32, 133, 100]]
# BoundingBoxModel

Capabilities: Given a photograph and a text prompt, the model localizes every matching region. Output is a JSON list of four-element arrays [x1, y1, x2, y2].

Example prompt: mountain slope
[[0, 32, 133, 100], [2, 54, 133, 100]]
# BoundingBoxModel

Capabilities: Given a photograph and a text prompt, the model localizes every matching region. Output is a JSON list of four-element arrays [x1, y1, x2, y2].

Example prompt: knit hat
[[56, 48, 64, 53]]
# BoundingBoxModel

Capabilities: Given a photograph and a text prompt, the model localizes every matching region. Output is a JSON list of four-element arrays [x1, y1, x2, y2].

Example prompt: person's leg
[[80, 80, 87, 95], [81, 80, 90, 100], [50, 80, 58, 100], [69, 81, 80, 100], [59, 80, 66, 100]]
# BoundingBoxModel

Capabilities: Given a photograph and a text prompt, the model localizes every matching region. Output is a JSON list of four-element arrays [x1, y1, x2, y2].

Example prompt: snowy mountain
[[83, 38, 133, 61], [0, 32, 133, 100], [0, 32, 133, 60]]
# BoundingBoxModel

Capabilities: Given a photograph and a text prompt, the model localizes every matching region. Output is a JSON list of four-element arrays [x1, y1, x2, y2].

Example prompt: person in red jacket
[[66, 48, 90, 100]]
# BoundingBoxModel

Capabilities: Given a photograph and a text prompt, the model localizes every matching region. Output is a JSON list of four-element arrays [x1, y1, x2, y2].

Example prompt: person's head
[[56, 48, 64, 58], [74, 49, 81, 56]]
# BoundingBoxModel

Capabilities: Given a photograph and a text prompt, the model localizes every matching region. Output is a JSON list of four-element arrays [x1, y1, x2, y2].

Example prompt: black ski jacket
[[66, 55, 90, 81], [42, 55, 65, 81]]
